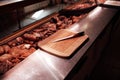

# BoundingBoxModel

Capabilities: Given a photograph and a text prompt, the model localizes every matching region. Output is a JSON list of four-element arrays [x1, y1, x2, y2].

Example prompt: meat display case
[[0, 0, 120, 80]]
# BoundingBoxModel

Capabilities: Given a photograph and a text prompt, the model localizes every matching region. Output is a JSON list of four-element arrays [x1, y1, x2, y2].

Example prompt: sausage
[[0, 60, 13, 75], [0, 54, 13, 75], [2, 45, 11, 53], [20, 47, 36, 58], [47, 23, 57, 31], [9, 47, 20, 57], [16, 37, 24, 43], [17, 44, 31, 49], [56, 21, 63, 27], [8, 40, 17, 47], [23, 33, 37, 41], [0, 46, 4, 55], [72, 18, 79, 23], [63, 18, 69, 24], [71, 16, 79, 23], [24, 40, 34, 44], [33, 32, 41, 37], [67, 20, 73, 25], [10, 58, 21, 66], [33, 28, 44, 32], [0, 54, 12, 61], [59, 24, 67, 29]]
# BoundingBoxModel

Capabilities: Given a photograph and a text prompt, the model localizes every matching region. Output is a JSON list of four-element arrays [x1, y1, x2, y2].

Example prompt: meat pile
[[65, 0, 96, 10], [66, 3, 93, 10], [0, 2, 93, 75], [0, 44, 36, 74]]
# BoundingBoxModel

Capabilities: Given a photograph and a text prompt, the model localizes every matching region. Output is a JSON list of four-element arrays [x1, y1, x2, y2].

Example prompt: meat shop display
[[0, 1, 96, 75]]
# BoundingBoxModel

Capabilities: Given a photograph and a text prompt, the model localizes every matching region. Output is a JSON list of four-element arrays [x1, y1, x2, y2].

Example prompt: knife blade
[[53, 31, 84, 42]]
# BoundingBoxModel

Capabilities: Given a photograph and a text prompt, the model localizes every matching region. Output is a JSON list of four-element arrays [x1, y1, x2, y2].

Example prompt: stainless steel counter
[[0, 1, 119, 80]]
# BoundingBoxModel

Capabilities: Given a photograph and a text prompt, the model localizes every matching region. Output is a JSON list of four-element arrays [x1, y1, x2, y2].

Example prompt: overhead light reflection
[[88, 7, 102, 19], [31, 9, 44, 19], [69, 23, 88, 32], [38, 50, 64, 78]]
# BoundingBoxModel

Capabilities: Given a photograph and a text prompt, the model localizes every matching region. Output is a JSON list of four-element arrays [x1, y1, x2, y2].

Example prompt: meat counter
[[0, 0, 120, 80]]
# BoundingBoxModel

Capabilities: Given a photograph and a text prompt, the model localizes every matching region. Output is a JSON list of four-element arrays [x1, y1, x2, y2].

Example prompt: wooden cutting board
[[38, 29, 88, 57]]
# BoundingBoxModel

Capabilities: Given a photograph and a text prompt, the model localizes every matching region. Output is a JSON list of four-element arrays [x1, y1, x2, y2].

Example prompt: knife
[[53, 31, 84, 42]]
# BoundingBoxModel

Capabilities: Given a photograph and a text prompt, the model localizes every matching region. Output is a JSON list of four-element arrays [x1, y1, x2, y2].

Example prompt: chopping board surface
[[38, 29, 88, 57]]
